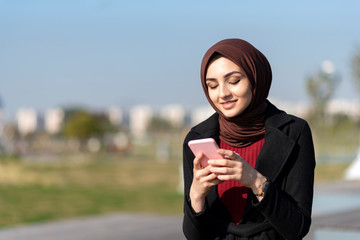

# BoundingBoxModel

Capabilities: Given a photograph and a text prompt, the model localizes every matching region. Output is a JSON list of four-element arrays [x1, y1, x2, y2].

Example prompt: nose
[[219, 83, 231, 99]]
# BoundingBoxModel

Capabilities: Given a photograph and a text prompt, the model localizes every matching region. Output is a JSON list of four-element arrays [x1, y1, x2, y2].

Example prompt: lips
[[221, 100, 237, 109]]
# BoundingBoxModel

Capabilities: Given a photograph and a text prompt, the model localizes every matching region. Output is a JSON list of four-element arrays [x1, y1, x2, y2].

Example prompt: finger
[[202, 173, 224, 185], [194, 165, 216, 182], [202, 172, 218, 181], [217, 149, 234, 158], [193, 152, 203, 170], [218, 149, 240, 160], [216, 174, 233, 181], [210, 166, 234, 176], [208, 178, 224, 186], [217, 149, 243, 161], [208, 159, 234, 167], [194, 169, 215, 183], [231, 151, 240, 160]]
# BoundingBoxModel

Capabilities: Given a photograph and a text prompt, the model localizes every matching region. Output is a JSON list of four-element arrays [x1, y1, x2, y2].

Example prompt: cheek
[[235, 84, 252, 99], [244, 88, 253, 103], [208, 90, 218, 104]]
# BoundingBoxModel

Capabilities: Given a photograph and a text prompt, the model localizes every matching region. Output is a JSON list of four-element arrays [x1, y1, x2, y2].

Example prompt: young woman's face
[[205, 57, 253, 118]]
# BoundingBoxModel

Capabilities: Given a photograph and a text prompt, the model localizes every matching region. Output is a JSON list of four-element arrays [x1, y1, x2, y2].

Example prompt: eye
[[229, 79, 240, 85], [229, 77, 241, 85], [206, 80, 218, 89], [207, 84, 218, 90]]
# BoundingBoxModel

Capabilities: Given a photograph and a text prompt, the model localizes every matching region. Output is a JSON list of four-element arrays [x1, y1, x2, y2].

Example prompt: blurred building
[[161, 104, 185, 128], [190, 106, 215, 126], [326, 99, 360, 120], [16, 108, 38, 136], [0, 96, 4, 137], [269, 98, 309, 118], [107, 106, 123, 126], [129, 105, 153, 139], [45, 108, 64, 134]]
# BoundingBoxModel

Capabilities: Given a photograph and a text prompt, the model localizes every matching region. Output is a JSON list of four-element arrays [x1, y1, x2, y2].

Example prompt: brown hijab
[[200, 39, 272, 147]]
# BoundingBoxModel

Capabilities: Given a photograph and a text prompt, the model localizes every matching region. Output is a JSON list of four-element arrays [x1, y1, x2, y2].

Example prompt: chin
[[220, 108, 246, 118], [221, 110, 239, 118]]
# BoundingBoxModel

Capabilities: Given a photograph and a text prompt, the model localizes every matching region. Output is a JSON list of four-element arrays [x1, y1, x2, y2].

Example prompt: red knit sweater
[[217, 138, 265, 224]]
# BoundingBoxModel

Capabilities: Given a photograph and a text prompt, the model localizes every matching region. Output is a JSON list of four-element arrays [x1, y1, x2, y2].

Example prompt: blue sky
[[1, 0, 360, 119]]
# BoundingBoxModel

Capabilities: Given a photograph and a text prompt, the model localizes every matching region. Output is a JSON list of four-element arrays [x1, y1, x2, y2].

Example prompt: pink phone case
[[188, 138, 222, 167]]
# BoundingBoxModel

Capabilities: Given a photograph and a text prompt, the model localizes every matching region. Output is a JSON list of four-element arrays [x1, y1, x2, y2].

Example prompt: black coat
[[182, 102, 316, 240]]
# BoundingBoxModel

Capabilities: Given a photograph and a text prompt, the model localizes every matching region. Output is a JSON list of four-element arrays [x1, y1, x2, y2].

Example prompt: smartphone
[[188, 138, 222, 167]]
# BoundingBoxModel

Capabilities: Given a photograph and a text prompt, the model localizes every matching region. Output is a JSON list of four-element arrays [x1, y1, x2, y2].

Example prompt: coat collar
[[263, 100, 293, 129]]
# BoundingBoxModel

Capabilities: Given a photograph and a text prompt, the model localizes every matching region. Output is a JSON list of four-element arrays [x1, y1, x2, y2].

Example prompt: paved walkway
[[0, 213, 184, 240], [305, 181, 360, 240]]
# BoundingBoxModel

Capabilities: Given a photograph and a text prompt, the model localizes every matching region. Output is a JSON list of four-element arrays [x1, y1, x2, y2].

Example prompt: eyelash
[[229, 79, 240, 85], [207, 77, 241, 89]]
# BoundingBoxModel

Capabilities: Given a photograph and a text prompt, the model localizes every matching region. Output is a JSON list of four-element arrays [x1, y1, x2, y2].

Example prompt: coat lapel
[[255, 127, 295, 181], [255, 101, 295, 181]]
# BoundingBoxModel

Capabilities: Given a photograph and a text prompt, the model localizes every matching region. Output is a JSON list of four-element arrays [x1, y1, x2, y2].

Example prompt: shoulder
[[266, 100, 308, 125], [184, 112, 220, 145], [265, 100, 311, 139]]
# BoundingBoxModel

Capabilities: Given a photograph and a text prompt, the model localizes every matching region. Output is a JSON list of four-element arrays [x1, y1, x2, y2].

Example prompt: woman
[[182, 39, 315, 240]]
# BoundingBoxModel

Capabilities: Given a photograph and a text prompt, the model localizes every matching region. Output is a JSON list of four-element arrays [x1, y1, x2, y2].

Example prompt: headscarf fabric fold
[[200, 39, 272, 147]]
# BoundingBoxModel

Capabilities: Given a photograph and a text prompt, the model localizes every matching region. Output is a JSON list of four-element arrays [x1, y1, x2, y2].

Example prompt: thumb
[[193, 152, 203, 170]]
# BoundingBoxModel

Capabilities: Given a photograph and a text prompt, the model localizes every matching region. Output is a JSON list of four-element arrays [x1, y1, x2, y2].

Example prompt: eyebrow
[[224, 71, 243, 79], [205, 71, 243, 82]]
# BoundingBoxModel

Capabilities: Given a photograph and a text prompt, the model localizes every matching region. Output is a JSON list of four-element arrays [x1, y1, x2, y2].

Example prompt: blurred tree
[[63, 110, 115, 143], [351, 45, 360, 94], [306, 69, 340, 123], [63, 111, 98, 140], [147, 116, 172, 134]]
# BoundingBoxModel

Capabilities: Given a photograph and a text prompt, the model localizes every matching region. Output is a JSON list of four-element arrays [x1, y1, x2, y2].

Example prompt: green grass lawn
[[0, 154, 184, 227], [315, 162, 352, 183]]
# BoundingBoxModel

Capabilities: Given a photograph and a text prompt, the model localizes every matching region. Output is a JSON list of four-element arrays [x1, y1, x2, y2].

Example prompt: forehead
[[206, 57, 243, 76]]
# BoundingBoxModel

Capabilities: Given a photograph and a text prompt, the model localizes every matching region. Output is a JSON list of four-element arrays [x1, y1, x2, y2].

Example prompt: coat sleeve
[[253, 121, 316, 240], [182, 134, 212, 240]]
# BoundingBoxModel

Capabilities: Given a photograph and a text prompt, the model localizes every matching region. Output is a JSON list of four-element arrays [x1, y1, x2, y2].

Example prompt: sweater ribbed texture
[[218, 138, 265, 223]]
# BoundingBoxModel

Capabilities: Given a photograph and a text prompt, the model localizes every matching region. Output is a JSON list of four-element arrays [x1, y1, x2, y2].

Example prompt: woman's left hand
[[208, 149, 266, 196]]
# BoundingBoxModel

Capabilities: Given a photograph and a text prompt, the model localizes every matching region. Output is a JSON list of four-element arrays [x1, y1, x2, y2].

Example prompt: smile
[[221, 100, 237, 109]]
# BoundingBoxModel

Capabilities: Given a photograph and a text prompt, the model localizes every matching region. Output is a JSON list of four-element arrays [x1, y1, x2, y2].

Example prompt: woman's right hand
[[189, 152, 223, 213]]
